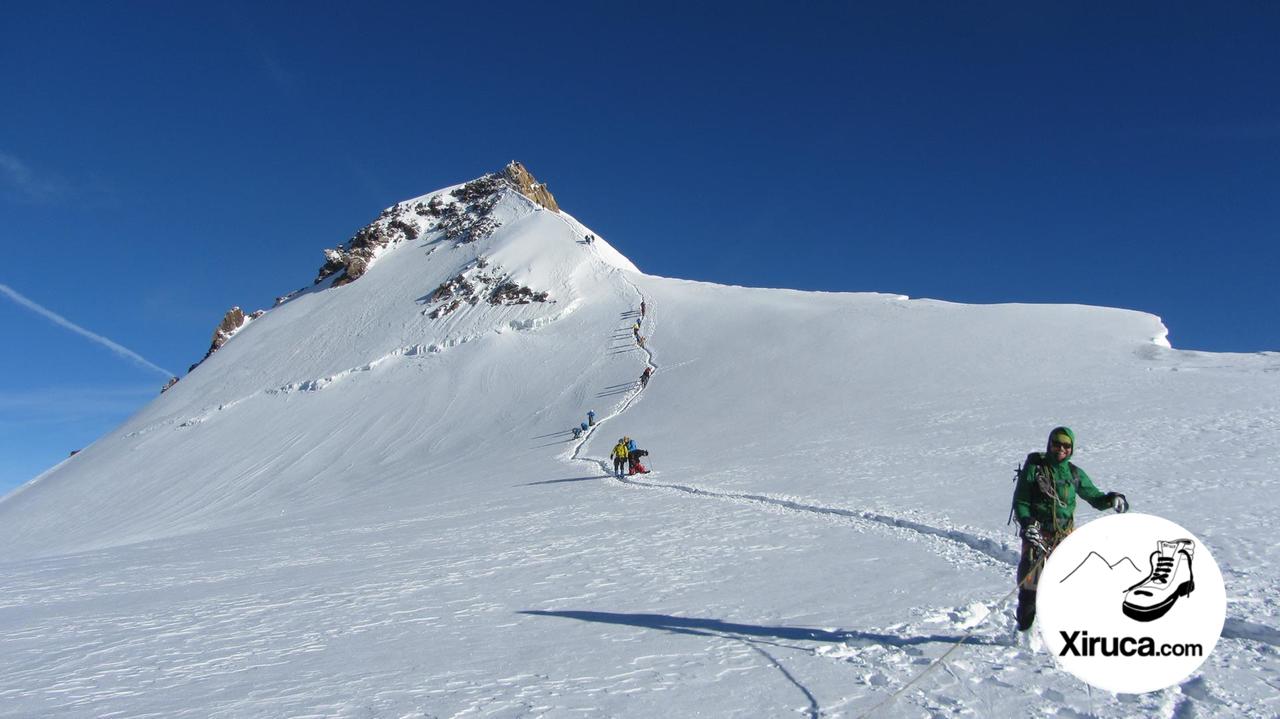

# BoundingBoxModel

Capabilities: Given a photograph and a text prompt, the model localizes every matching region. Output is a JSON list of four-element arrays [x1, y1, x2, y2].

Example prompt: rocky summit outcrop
[[312, 169, 533, 289], [502, 160, 560, 212], [314, 162, 558, 289], [184, 163, 560, 380]]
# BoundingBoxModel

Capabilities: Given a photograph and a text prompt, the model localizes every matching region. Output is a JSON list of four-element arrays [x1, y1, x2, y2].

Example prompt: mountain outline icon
[[1059, 551, 1144, 585]]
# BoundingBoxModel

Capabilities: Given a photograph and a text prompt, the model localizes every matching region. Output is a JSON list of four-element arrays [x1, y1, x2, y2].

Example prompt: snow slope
[[1, 175, 1277, 718]]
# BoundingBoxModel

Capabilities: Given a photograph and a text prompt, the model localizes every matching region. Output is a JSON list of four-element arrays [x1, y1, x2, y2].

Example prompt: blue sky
[[2, 3, 1278, 493]]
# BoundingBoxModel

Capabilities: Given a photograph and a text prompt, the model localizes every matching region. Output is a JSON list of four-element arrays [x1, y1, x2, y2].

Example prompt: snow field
[[2, 183, 1278, 717]]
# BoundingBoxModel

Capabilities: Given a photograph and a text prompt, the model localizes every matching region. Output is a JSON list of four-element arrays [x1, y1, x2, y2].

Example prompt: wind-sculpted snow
[[1, 172, 1278, 717]]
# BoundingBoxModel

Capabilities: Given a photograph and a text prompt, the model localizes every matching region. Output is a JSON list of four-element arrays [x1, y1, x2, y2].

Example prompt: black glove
[[1107, 492, 1129, 513], [1021, 521, 1048, 553]]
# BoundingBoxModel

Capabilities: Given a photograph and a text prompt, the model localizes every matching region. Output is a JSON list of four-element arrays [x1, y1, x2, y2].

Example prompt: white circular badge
[[1036, 513, 1225, 694]]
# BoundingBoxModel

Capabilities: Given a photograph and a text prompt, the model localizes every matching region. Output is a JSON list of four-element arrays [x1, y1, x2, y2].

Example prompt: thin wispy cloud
[[0, 284, 176, 378], [0, 151, 66, 203]]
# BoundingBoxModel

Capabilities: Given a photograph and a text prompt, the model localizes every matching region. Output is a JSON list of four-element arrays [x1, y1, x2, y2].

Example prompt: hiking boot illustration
[[1122, 539, 1195, 622]]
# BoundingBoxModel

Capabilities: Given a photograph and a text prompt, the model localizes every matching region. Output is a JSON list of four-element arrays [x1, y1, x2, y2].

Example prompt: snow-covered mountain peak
[[184, 163, 638, 379], [309, 161, 631, 289], [0, 163, 653, 555]]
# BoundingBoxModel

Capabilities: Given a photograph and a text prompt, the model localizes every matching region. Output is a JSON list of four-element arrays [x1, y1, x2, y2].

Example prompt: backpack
[[1007, 452, 1081, 526]]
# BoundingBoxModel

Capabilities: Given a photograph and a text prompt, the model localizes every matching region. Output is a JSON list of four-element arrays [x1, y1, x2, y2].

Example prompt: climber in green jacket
[[1013, 426, 1129, 631]]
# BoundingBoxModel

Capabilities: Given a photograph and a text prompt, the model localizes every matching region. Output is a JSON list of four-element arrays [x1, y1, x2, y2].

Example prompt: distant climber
[[580, 421, 589, 433], [1012, 426, 1129, 632], [640, 367, 652, 387], [572, 426, 582, 439], [612, 439, 629, 478], [588, 410, 596, 426], [640, 301, 646, 318], [637, 335, 646, 348]]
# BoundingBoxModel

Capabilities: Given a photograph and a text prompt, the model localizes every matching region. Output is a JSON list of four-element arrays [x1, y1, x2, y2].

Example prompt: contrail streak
[[0, 283, 176, 378]]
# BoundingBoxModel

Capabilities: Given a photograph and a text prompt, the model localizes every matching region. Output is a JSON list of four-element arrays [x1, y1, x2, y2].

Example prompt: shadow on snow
[[531, 430, 573, 440], [532, 438, 576, 448], [518, 610, 1006, 648]]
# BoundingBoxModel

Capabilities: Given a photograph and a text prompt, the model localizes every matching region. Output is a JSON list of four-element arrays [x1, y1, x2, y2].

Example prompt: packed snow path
[[566, 275, 655, 466]]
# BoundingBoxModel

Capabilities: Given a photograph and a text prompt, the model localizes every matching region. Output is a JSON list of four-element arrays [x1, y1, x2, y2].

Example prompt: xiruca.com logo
[[1057, 631, 1203, 658], [1036, 514, 1225, 694]]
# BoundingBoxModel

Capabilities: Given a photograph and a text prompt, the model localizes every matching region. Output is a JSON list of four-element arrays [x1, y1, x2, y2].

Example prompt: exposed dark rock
[[389, 219, 419, 241], [428, 299, 463, 320], [430, 275, 477, 304], [212, 307, 247, 347], [490, 281, 550, 305], [426, 258, 551, 319], [452, 175, 506, 204], [315, 200, 435, 284], [315, 248, 347, 284], [431, 176, 505, 245], [188, 306, 263, 374]]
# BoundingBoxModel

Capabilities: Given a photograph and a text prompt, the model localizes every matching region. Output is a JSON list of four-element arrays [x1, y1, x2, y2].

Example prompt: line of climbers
[[562, 295, 1135, 637], [559, 301, 1139, 635], [555, 254, 1135, 668], [567, 300, 655, 465], [572, 410, 597, 439], [630, 299, 648, 347], [612, 300, 652, 472]]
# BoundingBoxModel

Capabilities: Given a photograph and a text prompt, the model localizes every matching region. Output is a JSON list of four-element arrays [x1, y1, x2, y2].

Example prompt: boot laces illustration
[[1122, 539, 1195, 622]]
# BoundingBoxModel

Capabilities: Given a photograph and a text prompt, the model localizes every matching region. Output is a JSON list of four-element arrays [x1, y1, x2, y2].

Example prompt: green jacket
[[1013, 427, 1111, 534]]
